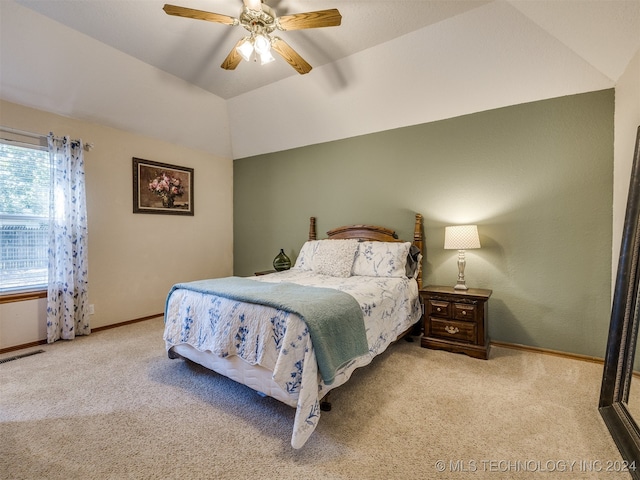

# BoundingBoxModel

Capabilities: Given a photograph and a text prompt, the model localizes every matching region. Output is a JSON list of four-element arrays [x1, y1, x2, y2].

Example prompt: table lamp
[[444, 225, 481, 290]]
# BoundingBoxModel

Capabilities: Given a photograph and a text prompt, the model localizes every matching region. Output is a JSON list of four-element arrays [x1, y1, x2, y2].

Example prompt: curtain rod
[[0, 125, 45, 140], [0, 125, 94, 151]]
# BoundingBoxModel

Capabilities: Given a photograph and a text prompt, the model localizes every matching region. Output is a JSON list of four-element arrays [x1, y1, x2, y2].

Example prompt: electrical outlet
[[88, 304, 95, 315]]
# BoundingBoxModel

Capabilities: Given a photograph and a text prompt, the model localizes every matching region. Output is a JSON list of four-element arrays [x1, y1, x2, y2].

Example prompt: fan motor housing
[[240, 4, 276, 32]]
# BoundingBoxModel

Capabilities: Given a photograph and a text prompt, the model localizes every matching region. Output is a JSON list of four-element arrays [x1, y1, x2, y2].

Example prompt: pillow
[[312, 239, 359, 277], [405, 244, 422, 279], [293, 240, 319, 271], [352, 241, 412, 278]]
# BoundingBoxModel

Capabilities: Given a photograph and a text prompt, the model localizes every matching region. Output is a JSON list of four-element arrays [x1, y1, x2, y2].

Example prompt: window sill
[[0, 289, 47, 304]]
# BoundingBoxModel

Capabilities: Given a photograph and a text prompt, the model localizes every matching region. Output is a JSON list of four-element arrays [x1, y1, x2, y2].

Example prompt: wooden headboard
[[307, 214, 424, 288]]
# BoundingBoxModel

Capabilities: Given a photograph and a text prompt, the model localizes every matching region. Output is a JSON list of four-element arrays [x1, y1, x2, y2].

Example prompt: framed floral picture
[[133, 158, 194, 216]]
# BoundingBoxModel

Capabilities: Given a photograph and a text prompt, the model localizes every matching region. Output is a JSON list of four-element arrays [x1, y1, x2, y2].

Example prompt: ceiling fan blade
[[163, 4, 238, 26], [277, 9, 341, 31], [220, 39, 245, 70], [271, 37, 312, 74]]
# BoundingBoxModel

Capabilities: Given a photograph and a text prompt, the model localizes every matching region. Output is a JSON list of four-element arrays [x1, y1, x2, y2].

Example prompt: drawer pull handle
[[445, 326, 459, 334], [436, 307, 441, 312], [462, 311, 466, 315]]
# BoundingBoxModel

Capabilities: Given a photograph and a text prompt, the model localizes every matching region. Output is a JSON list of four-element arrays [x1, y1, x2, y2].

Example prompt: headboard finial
[[309, 217, 317, 241]]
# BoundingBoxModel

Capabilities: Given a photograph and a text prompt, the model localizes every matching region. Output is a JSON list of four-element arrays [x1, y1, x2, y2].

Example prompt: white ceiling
[[12, 0, 640, 99], [12, 0, 497, 100], [1, 0, 639, 158]]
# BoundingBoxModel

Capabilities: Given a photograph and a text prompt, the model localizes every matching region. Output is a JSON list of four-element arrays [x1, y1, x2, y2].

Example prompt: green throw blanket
[[166, 277, 369, 385]]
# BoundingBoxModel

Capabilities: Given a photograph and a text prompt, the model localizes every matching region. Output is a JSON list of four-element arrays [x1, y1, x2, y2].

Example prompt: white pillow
[[312, 239, 359, 277], [352, 241, 411, 278], [293, 240, 319, 271]]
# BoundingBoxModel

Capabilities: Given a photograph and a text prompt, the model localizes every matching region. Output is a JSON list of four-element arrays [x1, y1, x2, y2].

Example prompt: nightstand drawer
[[430, 318, 476, 343], [428, 299, 451, 318], [453, 303, 477, 321]]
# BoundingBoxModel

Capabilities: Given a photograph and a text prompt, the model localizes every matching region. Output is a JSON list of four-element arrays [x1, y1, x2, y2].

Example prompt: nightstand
[[420, 285, 492, 360]]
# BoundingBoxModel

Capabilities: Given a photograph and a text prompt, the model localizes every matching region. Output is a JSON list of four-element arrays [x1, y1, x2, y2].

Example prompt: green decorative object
[[273, 249, 291, 271]]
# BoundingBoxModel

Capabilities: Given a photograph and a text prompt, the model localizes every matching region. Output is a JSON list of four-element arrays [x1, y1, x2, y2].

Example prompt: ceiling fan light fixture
[[259, 49, 275, 65], [254, 34, 271, 55], [237, 37, 254, 62]]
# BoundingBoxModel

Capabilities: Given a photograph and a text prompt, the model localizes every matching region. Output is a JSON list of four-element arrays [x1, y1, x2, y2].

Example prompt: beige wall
[[613, 48, 640, 288], [0, 100, 233, 350]]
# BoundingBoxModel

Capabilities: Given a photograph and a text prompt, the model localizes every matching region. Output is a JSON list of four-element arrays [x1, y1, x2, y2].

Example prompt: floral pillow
[[312, 239, 359, 277], [352, 241, 412, 278], [293, 240, 320, 271]]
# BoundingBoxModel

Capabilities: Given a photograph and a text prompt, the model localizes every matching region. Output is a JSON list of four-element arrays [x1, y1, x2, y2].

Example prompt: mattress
[[164, 269, 421, 447]]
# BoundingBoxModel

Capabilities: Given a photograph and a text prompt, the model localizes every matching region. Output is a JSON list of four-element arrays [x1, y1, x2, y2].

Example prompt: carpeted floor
[[0, 318, 629, 479]]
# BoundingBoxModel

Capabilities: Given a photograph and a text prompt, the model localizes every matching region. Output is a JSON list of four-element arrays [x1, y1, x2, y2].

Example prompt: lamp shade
[[444, 225, 481, 250]]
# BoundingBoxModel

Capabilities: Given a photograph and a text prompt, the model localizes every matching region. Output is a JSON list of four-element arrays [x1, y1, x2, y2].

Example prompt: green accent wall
[[234, 90, 614, 357]]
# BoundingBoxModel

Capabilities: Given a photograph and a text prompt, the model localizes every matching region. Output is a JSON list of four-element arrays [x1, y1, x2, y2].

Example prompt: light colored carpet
[[0, 318, 628, 479]]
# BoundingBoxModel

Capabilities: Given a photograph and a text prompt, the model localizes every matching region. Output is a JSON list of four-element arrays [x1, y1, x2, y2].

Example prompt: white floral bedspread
[[163, 269, 421, 448]]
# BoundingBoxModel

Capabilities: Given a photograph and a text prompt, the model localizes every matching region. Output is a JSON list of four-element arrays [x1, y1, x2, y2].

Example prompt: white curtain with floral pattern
[[46, 134, 90, 343]]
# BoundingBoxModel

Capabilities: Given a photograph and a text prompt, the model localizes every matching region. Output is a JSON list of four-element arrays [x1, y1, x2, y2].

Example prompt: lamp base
[[454, 250, 469, 290]]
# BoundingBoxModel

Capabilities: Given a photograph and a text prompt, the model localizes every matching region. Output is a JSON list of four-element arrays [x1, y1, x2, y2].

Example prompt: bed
[[163, 214, 424, 448]]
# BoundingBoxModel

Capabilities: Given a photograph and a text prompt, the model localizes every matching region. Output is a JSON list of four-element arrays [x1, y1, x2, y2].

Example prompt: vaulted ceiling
[[13, 0, 502, 100], [1, 0, 639, 158]]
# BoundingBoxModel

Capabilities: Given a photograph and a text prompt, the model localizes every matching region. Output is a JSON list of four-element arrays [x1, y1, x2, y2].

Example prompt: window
[[0, 140, 50, 293]]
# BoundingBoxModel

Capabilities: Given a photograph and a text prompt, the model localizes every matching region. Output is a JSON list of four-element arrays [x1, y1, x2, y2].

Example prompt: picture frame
[[133, 157, 194, 216]]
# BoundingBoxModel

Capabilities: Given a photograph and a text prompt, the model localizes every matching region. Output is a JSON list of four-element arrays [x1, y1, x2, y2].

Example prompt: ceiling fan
[[163, 1, 342, 75]]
